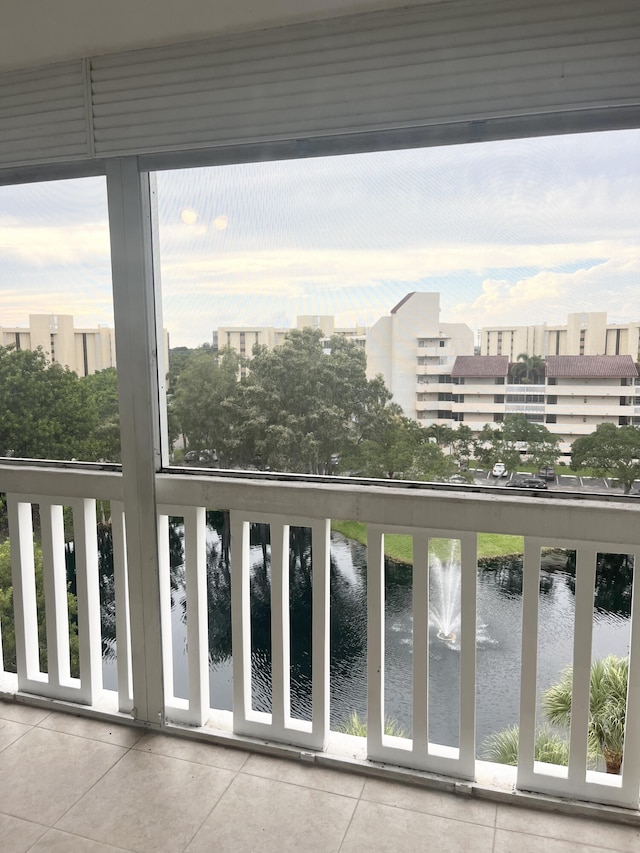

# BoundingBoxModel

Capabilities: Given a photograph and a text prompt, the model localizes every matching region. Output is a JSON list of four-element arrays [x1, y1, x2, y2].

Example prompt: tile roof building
[[450, 353, 639, 455]]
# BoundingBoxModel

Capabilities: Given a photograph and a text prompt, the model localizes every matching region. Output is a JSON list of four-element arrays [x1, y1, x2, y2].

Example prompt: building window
[[494, 395, 504, 403], [546, 414, 557, 424], [494, 413, 504, 423], [547, 395, 557, 405], [439, 339, 446, 348], [494, 377, 504, 385]]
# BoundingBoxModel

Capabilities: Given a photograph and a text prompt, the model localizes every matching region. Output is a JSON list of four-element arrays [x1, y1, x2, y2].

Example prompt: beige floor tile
[[0, 813, 47, 853], [0, 700, 50, 725], [56, 748, 235, 853], [242, 752, 366, 797], [30, 828, 133, 852], [497, 804, 640, 852], [38, 711, 143, 748], [494, 828, 616, 853], [340, 800, 495, 853], [185, 772, 357, 853], [0, 718, 31, 751], [0, 727, 126, 826], [133, 731, 248, 771], [361, 777, 497, 826]]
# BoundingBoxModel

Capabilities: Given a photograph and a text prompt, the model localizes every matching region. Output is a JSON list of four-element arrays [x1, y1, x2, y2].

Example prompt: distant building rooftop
[[452, 355, 509, 378], [546, 355, 638, 379]]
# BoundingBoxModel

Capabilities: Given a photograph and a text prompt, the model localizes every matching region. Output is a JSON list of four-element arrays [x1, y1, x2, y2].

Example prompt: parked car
[[491, 462, 507, 478], [538, 466, 556, 481], [505, 477, 548, 490]]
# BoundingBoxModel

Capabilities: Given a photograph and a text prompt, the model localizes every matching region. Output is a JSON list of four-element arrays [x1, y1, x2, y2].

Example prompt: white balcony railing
[[1, 464, 640, 809]]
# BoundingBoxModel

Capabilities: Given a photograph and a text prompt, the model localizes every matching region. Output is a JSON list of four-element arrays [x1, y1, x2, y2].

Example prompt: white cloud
[[451, 255, 640, 329]]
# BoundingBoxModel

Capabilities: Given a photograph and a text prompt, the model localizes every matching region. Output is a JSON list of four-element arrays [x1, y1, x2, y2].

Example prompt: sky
[[0, 129, 638, 348]]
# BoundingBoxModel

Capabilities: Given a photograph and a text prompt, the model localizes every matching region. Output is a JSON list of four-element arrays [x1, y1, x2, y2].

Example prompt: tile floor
[[1, 699, 639, 852]]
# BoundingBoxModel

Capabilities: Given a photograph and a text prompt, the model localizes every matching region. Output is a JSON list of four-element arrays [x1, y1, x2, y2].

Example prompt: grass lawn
[[331, 520, 523, 562]]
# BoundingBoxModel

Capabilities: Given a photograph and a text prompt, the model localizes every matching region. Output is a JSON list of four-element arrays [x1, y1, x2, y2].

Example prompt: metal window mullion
[[106, 157, 164, 725]]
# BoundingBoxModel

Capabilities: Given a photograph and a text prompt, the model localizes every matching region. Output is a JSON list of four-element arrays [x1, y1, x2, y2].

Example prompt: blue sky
[[1, 129, 638, 347]]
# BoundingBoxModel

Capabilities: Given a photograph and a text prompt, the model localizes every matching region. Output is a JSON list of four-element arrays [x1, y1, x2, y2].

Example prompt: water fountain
[[429, 541, 462, 646]]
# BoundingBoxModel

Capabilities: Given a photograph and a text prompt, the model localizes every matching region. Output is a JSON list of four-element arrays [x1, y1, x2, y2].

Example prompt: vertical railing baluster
[[568, 545, 597, 786], [518, 537, 543, 785], [367, 525, 385, 757], [620, 549, 640, 797], [72, 498, 102, 704], [111, 500, 133, 712], [270, 521, 289, 734], [40, 501, 70, 688], [458, 532, 477, 775], [7, 497, 39, 685], [412, 533, 429, 757], [311, 519, 330, 749], [157, 514, 173, 718], [231, 514, 251, 726], [184, 506, 209, 725]]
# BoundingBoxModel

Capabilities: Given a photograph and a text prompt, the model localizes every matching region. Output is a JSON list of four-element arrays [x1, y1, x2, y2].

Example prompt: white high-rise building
[[366, 292, 474, 424]]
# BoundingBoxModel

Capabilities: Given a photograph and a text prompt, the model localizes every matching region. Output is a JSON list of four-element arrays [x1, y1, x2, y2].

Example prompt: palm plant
[[482, 725, 570, 767], [543, 655, 628, 774], [337, 711, 406, 738], [482, 655, 628, 774], [510, 353, 545, 384]]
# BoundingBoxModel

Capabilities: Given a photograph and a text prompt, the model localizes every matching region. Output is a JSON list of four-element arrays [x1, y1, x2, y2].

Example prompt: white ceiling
[[0, 0, 458, 72]]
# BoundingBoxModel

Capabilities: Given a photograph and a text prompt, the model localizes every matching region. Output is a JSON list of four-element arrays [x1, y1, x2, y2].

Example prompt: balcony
[[2, 462, 640, 828], [5, 700, 640, 852]]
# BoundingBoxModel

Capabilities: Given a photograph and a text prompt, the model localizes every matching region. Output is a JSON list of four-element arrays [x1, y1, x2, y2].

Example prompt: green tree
[[407, 438, 458, 482], [450, 424, 474, 470], [235, 329, 395, 474], [571, 423, 640, 494], [482, 725, 570, 767], [0, 539, 79, 675], [172, 346, 241, 467], [510, 353, 545, 385], [81, 368, 121, 462], [0, 346, 97, 461], [501, 414, 560, 470], [342, 405, 421, 479]]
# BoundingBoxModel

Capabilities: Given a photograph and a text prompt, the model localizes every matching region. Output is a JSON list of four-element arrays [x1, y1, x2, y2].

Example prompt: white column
[[106, 158, 164, 725]]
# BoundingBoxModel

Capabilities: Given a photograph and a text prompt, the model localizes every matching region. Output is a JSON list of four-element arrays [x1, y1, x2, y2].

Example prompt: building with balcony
[[366, 292, 474, 424], [1, 0, 640, 846], [482, 312, 640, 360], [451, 354, 640, 454]]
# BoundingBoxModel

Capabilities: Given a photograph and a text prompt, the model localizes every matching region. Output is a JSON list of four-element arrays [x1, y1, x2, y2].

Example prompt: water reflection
[[90, 519, 633, 752]]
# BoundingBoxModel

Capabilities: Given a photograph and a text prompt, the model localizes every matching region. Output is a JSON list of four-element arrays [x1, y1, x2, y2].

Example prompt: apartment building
[[215, 316, 367, 360], [0, 314, 116, 376], [451, 354, 640, 455], [482, 312, 640, 359], [366, 292, 474, 423], [0, 314, 172, 377]]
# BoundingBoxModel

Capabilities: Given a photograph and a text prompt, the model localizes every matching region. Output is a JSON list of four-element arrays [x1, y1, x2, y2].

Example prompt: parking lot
[[472, 469, 640, 495]]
